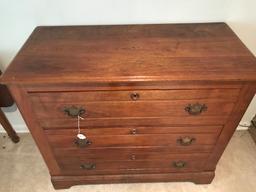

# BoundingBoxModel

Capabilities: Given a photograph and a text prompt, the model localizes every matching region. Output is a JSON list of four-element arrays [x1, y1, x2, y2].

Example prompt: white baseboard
[[237, 121, 251, 130], [0, 124, 29, 133], [236, 126, 249, 130]]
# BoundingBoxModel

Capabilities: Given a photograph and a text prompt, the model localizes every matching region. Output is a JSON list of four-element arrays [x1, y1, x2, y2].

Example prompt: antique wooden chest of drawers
[[2, 23, 256, 189]]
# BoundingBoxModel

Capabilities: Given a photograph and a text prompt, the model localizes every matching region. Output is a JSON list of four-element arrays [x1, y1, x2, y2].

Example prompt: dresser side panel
[[204, 83, 256, 170], [8, 85, 61, 175]]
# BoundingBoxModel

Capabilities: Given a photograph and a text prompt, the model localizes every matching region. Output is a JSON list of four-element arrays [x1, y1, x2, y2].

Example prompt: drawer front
[[46, 128, 220, 149], [40, 116, 229, 128], [57, 153, 209, 175], [45, 125, 222, 135], [29, 89, 238, 128], [32, 100, 234, 118], [29, 89, 239, 102], [53, 146, 215, 161]]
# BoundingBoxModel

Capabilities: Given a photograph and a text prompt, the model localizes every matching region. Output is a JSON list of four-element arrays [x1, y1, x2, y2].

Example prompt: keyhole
[[131, 154, 136, 160]]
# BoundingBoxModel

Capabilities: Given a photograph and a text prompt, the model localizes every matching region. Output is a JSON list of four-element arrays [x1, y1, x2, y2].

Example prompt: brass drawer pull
[[74, 137, 92, 148], [185, 103, 207, 115], [130, 92, 140, 101], [177, 136, 196, 146], [80, 163, 96, 170], [173, 161, 186, 168], [64, 106, 85, 118]]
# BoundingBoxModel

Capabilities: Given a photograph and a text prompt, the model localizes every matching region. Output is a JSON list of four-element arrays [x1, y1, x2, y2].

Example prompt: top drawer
[[29, 89, 239, 102], [28, 89, 239, 128]]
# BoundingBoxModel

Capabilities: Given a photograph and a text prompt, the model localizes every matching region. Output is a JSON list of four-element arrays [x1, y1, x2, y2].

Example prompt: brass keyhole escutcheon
[[130, 93, 140, 101], [130, 128, 137, 135], [131, 154, 136, 160]]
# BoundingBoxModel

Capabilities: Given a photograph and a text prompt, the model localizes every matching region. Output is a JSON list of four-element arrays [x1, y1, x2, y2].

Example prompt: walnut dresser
[[2, 23, 256, 189]]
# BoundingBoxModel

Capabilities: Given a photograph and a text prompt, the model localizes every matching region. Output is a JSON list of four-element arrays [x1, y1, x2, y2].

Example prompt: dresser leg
[[192, 171, 215, 184], [0, 109, 20, 143], [51, 177, 72, 189]]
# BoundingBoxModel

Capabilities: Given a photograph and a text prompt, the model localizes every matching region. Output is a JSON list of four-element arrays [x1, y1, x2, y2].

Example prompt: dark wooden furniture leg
[[1, 69, 20, 143], [0, 108, 20, 143]]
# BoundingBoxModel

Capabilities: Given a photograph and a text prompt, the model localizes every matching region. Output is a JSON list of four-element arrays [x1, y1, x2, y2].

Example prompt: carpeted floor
[[0, 131, 256, 192]]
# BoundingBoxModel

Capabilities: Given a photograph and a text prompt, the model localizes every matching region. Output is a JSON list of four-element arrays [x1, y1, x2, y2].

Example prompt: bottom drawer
[[58, 153, 210, 175]]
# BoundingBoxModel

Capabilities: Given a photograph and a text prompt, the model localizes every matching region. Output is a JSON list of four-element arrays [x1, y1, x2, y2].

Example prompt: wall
[[0, 0, 255, 132], [227, 0, 256, 128], [0, 0, 229, 69]]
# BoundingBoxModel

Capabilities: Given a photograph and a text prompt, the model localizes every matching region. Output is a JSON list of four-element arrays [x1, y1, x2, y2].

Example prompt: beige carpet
[[1, 131, 256, 192]]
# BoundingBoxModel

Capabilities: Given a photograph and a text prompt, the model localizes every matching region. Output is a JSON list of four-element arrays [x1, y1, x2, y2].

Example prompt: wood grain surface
[[2, 23, 256, 84]]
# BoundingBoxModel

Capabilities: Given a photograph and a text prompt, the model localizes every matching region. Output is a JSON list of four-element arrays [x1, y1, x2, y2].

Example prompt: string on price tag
[[77, 115, 86, 140]]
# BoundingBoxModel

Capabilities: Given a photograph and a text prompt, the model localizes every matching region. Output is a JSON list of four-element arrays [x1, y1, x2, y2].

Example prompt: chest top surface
[[2, 23, 256, 84]]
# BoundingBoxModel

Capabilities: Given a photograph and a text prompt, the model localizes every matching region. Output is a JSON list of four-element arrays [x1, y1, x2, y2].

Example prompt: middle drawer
[[45, 126, 221, 150]]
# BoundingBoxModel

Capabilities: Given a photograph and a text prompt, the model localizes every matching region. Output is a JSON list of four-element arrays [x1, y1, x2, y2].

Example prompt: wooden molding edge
[[51, 171, 215, 189]]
